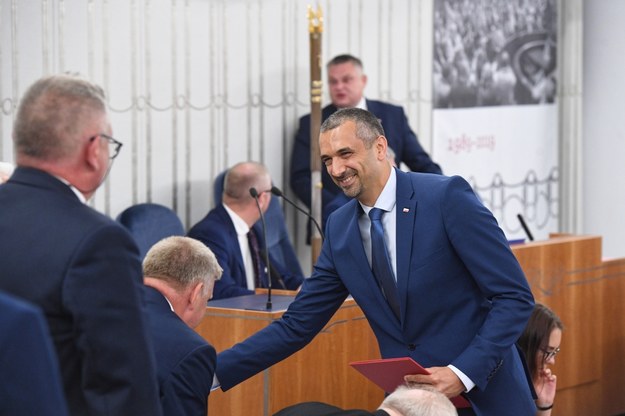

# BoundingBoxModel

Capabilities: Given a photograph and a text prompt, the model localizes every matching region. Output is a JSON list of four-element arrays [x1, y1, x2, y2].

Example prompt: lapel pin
[[403, 208, 409, 213]]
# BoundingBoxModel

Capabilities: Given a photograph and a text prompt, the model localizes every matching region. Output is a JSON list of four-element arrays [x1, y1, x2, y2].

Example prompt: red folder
[[349, 357, 471, 409]]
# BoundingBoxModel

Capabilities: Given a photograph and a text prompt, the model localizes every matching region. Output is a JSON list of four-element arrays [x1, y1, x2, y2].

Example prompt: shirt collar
[[162, 293, 175, 312], [222, 203, 251, 236], [359, 168, 397, 214], [356, 96, 367, 110], [53, 175, 87, 204]]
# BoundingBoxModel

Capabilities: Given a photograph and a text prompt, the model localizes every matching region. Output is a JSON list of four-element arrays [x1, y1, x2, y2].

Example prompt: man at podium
[[216, 109, 535, 416]]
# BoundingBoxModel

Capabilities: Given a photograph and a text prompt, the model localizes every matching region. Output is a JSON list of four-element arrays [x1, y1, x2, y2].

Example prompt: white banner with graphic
[[432, 0, 558, 242]]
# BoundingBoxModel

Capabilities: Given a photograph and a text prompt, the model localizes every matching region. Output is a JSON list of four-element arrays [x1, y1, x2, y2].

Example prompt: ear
[[85, 136, 103, 172], [188, 281, 204, 308], [260, 190, 272, 211], [375, 136, 388, 161], [362, 74, 368, 87]]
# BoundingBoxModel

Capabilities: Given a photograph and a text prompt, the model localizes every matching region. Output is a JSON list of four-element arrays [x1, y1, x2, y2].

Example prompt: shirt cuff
[[211, 374, 221, 391], [448, 365, 475, 392]]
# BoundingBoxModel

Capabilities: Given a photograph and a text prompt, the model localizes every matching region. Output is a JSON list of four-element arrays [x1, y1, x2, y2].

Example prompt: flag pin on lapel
[[402, 208, 409, 213]]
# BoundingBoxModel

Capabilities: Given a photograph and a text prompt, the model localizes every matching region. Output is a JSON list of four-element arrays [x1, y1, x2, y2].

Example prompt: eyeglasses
[[540, 347, 560, 360], [90, 133, 123, 160]]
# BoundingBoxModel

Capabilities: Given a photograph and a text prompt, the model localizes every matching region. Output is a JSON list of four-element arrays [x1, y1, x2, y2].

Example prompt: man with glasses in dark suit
[[0, 74, 162, 416]]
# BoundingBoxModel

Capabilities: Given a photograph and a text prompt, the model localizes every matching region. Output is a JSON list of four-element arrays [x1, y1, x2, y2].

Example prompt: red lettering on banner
[[447, 134, 496, 154]]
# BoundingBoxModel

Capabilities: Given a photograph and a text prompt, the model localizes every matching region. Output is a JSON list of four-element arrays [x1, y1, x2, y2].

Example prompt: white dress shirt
[[222, 203, 255, 290]]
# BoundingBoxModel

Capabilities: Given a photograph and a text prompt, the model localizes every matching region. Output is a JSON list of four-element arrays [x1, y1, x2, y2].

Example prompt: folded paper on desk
[[349, 357, 471, 409]]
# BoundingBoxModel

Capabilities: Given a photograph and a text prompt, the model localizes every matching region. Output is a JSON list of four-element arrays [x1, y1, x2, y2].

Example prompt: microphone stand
[[271, 186, 325, 241], [517, 213, 535, 242], [249, 187, 272, 309]]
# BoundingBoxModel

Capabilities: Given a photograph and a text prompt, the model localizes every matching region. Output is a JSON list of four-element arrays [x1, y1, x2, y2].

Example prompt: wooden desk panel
[[512, 235, 604, 415], [195, 295, 382, 416], [599, 258, 625, 415]]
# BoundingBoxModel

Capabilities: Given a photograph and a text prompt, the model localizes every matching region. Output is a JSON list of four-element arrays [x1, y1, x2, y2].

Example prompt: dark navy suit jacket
[[144, 286, 216, 416], [0, 291, 69, 416], [187, 204, 304, 299], [290, 99, 442, 215], [217, 170, 536, 416], [0, 167, 162, 416]]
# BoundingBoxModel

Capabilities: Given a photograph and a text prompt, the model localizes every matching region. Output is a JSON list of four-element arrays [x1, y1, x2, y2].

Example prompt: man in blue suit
[[290, 54, 442, 221], [188, 161, 304, 299], [142, 236, 223, 416], [0, 74, 162, 415], [0, 291, 69, 416], [216, 109, 536, 415]]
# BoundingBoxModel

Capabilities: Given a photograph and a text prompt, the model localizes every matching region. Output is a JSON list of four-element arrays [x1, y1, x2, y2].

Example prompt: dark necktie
[[247, 230, 264, 288], [369, 208, 401, 320]]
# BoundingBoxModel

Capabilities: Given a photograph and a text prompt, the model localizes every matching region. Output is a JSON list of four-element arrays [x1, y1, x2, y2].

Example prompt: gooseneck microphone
[[270, 186, 325, 241], [517, 213, 534, 242], [249, 187, 272, 309]]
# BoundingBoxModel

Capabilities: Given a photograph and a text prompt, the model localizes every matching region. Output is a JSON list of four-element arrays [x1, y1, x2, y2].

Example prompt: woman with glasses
[[518, 303, 564, 415]]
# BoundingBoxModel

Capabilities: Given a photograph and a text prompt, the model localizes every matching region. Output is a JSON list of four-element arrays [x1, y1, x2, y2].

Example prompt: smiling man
[[216, 108, 536, 416]]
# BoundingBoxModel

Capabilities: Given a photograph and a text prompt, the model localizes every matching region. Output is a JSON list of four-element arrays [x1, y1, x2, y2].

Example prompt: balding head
[[223, 161, 271, 202]]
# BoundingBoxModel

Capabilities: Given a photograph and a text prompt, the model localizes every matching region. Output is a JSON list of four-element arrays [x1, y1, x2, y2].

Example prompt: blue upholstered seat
[[116, 203, 185, 260]]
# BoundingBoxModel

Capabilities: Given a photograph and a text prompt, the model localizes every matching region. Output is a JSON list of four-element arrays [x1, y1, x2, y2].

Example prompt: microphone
[[517, 213, 534, 242], [249, 187, 272, 309], [270, 186, 325, 241]]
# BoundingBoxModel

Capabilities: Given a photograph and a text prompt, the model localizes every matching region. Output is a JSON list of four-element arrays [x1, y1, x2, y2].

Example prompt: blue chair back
[[116, 203, 185, 260], [214, 170, 303, 277]]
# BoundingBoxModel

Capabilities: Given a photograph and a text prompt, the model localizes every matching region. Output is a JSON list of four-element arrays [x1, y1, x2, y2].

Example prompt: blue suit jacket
[[187, 204, 304, 299], [217, 170, 535, 415], [0, 167, 162, 416], [0, 291, 69, 416], [290, 100, 442, 214], [144, 286, 216, 416]]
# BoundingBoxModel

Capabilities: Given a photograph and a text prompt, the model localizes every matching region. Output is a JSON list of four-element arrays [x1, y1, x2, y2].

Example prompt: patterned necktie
[[247, 230, 264, 288], [369, 208, 401, 320]]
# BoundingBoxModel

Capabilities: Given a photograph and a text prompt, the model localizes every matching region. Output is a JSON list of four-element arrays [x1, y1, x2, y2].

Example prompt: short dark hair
[[327, 54, 363, 70], [517, 303, 564, 380], [320, 108, 384, 148]]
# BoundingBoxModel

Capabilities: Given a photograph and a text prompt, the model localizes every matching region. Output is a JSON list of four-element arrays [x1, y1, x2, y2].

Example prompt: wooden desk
[[194, 293, 383, 416]]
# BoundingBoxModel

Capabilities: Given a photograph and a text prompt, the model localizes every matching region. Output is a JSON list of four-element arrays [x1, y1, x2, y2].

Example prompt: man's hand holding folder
[[349, 357, 471, 409]]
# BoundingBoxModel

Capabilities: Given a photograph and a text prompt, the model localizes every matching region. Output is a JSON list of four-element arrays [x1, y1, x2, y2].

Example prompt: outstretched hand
[[403, 366, 464, 398]]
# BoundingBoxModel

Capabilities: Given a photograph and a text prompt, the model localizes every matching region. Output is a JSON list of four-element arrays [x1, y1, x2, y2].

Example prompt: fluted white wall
[[0, 0, 435, 270], [4, 1, 620, 265], [582, 1, 625, 259]]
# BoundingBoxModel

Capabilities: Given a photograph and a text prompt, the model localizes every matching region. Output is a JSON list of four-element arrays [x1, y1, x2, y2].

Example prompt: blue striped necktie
[[369, 208, 400, 320]]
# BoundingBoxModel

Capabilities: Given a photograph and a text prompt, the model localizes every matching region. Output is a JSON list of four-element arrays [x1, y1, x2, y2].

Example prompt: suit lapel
[[395, 171, 417, 322]]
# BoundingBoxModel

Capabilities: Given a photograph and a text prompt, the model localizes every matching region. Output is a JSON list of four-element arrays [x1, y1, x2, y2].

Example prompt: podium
[[194, 291, 383, 415]]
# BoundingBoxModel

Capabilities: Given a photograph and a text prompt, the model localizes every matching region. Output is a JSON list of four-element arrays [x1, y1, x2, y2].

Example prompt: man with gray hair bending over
[[143, 236, 223, 416]]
